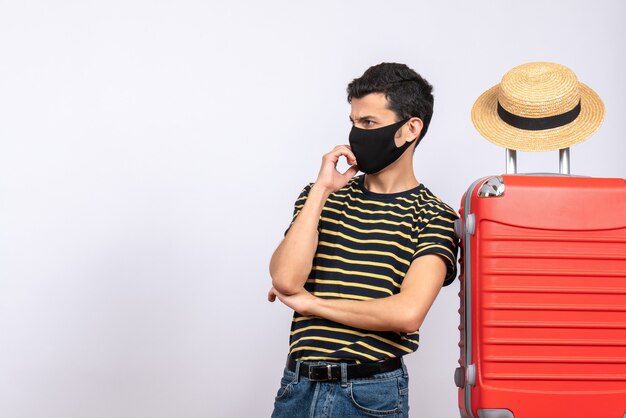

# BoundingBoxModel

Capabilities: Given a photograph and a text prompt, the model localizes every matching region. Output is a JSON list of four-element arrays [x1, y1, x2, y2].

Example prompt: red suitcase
[[455, 149, 626, 418]]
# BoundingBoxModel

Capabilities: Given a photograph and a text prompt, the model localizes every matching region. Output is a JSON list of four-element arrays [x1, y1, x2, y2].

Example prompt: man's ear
[[407, 117, 424, 142]]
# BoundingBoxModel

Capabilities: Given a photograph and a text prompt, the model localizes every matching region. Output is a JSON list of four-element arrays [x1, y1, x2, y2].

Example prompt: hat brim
[[471, 83, 605, 152]]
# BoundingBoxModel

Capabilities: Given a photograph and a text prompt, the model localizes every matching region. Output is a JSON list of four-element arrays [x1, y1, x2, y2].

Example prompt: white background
[[1, 1, 625, 417]]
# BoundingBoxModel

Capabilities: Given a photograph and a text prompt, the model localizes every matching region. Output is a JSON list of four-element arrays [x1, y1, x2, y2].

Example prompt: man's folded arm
[[272, 253, 448, 333]]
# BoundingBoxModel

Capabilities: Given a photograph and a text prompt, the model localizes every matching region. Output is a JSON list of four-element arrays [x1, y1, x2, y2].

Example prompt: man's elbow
[[396, 312, 425, 334], [272, 279, 303, 296], [269, 254, 309, 295], [270, 270, 306, 296]]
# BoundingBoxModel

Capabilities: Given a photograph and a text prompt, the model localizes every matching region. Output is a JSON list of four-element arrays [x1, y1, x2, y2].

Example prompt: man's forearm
[[269, 184, 331, 295], [306, 294, 426, 334]]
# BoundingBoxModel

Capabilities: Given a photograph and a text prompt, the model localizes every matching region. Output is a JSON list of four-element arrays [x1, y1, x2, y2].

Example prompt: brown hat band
[[497, 100, 581, 131]]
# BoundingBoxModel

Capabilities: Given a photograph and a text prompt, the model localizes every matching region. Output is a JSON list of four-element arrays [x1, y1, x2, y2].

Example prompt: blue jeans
[[271, 359, 409, 417]]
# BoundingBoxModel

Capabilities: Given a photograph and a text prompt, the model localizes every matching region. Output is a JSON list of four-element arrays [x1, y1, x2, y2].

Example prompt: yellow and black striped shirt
[[284, 175, 459, 363]]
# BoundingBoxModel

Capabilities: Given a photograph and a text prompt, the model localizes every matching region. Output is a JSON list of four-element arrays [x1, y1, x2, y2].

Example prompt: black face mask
[[349, 119, 412, 174]]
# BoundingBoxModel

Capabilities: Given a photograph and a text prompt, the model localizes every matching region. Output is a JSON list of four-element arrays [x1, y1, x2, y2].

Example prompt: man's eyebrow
[[349, 115, 377, 123]]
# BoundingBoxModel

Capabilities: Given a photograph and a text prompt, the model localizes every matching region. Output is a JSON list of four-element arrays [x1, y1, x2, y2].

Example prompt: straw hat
[[471, 62, 605, 152]]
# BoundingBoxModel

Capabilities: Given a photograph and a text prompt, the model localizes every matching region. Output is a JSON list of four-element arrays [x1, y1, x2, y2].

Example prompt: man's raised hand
[[314, 145, 358, 194]]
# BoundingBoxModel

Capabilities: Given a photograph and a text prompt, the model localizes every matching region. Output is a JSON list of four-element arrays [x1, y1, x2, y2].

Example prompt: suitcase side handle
[[505, 147, 570, 175]]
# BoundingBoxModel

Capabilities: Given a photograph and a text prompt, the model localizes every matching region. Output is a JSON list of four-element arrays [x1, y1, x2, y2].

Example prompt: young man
[[268, 62, 459, 417]]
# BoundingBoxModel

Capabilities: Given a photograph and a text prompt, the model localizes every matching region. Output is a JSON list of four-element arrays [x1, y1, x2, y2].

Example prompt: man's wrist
[[310, 182, 333, 199], [303, 292, 321, 317]]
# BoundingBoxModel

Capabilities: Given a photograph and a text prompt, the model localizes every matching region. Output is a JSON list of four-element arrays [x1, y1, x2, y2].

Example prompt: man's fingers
[[342, 165, 359, 181], [267, 288, 277, 302], [326, 145, 357, 166], [316, 145, 358, 194]]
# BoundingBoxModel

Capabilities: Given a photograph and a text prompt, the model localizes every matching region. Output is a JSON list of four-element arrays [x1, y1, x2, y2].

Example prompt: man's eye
[[365, 120, 375, 127]]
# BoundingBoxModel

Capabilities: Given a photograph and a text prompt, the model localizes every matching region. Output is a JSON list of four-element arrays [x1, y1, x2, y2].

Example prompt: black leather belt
[[286, 356, 402, 382]]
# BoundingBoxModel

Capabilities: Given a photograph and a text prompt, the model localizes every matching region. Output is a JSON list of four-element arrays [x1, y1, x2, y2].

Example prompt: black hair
[[346, 62, 434, 141]]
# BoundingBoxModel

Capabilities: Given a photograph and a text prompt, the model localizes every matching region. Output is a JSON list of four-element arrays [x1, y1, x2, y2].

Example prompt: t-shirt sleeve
[[283, 183, 314, 236], [412, 207, 460, 286]]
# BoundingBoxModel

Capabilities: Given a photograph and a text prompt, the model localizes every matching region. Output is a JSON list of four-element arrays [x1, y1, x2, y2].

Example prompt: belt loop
[[400, 357, 408, 378], [340, 362, 348, 388], [294, 359, 301, 384]]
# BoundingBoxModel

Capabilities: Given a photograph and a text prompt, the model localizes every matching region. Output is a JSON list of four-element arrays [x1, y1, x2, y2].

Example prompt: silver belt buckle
[[308, 364, 334, 381]]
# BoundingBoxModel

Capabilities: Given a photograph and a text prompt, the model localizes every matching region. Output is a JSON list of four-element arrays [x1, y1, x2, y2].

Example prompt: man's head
[[347, 62, 434, 143]]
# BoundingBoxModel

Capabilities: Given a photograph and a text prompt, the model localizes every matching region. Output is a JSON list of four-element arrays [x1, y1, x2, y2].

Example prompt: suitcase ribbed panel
[[479, 220, 626, 392]]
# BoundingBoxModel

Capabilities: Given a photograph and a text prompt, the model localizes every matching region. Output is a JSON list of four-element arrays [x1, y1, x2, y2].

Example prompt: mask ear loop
[[391, 117, 413, 147], [395, 118, 417, 150]]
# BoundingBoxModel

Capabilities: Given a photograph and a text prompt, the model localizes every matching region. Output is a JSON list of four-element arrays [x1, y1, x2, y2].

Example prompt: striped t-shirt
[[284, 174, 459, 363]]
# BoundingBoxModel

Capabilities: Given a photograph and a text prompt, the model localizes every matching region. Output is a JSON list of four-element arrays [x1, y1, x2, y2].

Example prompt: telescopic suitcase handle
[[505, 147, 570, 175]]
